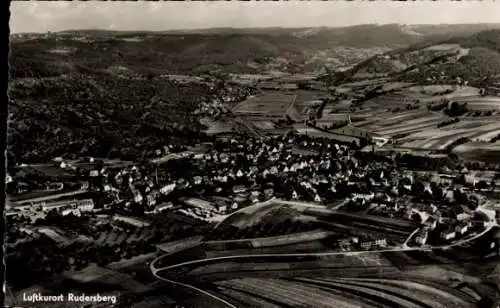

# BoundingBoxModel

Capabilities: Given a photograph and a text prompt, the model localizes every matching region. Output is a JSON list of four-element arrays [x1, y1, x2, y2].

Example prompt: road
[[153, 200, 498, 307], [151, 217, 497, 308], [150, 261, 238, 308]]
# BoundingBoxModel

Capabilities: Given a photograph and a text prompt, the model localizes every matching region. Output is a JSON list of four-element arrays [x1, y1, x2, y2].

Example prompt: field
[[157, 249, 495, 308], [232, 93, 297, 117], [453, 95, 500, 110], [295, 127, 361, 144], [399, 119, 500, 150], [201, 118, 236, 135], [351, 109, 446, 139], [452, 141, 500, 163], [252, 120, 276, 130], [375, 85, 480, 105]]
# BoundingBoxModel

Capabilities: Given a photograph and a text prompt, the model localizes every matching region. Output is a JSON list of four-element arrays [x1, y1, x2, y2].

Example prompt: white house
[[455, 223, 469, 235], [231, 202, 239, 210], [441, 229, 456, 241], [77, 199, 94, 212], [415, 232, 428, 245], [456, 213, 470, 221], [160, 183, 176, 195]]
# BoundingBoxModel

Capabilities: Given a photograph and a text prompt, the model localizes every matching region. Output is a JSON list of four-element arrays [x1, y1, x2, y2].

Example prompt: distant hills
[[330, 28, 500, 86], [10, 23, 500, 77], [8, 23, 500, 164]]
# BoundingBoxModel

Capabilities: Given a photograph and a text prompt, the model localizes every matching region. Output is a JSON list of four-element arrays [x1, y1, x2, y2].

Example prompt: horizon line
[[11, 22, 500, 35]]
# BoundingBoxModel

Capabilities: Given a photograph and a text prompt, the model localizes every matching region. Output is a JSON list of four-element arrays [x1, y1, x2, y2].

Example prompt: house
[[46, 182, 64, 191], [455, 223, 469, 235], [133, 191, 143, 203], [184, 198, 216, 212], [160, 183, 176, 195], [193, 176, 203, 185], [456, 212, 470, 221], [361, 238, 387, 249], [425, 216, 438, 230], [232, 185, 247, 194], [77, 199, 94, 212], [216, 203, 227, 213], [231, 202, 239, 210], [62, 208, 81, 217], [441, 229, 456, 241], [415, 231, 428, 245], [264, 188, 274, 199], [146, 193, 157, 207]]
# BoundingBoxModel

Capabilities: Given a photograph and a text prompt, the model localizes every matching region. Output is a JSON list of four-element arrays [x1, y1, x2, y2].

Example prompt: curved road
[[151, 209, 498, 307]]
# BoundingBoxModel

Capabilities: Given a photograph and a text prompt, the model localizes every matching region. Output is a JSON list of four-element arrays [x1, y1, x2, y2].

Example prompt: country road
[[151, 218, 497, 308]]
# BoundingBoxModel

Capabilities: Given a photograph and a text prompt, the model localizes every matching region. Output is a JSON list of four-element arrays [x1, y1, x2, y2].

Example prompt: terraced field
[[452, 141, 500, 163], [214, 275, 479, 308], [400, 120, 500, 150], [351, 110, 446, 138], [295, 127, 361, 144], [453, 96, 500, 110]]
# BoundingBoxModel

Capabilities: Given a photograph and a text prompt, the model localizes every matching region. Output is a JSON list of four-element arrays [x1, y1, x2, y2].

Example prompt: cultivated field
[[399, 120, 500, 150], [453, 96, 500, 110], [232, 93, 297, 117], [296, 127, 361, 144], [452, 141, 500, 163]]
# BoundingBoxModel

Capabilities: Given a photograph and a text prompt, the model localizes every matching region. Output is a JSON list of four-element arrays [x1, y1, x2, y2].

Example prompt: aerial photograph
[[5, 1, 500, 307]]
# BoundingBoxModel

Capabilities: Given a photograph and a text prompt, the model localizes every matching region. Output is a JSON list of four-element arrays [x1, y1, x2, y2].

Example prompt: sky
[[10, 1, 500, 34]]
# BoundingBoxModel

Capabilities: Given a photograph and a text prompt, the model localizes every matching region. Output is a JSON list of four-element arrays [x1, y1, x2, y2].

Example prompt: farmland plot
[[232, 93, 297, 116], [452, 141, 500, 162], [219, 278, 363, 308], [252, 120, 276, 130], [353, 110, 444, 134], [373, 120, 442, 138], [296, 127, 361, 144], [453, 96, 500, 110], [401, 120, 500, 150], [202, 119, 235, 135]]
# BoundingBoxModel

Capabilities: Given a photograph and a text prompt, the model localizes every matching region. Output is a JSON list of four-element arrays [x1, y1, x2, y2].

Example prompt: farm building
[[183, 198, 217, 211], [415, 231, 428, 245], [455, 222, 469, 235], [441, 229, 456, 241], [360, 238, 387, 249]]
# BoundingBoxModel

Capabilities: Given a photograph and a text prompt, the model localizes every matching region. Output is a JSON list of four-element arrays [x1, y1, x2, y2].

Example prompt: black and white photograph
[[5, 1, 500, 307]]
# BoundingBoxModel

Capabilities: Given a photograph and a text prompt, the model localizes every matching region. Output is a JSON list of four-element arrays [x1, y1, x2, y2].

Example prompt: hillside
[[9, 25, 500, 165], [8, 73, 216, 165], [13, 24, 486, 77], [7, 25, 430, 166], [334, 29, 500, 86]]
